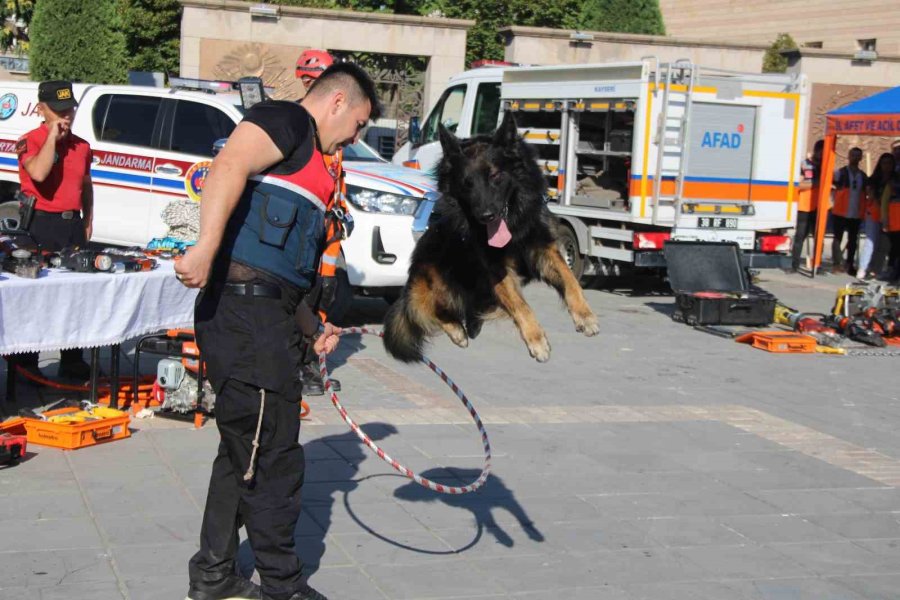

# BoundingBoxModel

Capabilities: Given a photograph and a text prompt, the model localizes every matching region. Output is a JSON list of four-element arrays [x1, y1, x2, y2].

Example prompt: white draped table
[[0, 259, 198, 404]]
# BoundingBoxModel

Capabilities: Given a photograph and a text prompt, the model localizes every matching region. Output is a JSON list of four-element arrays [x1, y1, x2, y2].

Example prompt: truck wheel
[[0, 201, 19, 227], [382, 289, 402, 305], [557, 226, 584, 281]]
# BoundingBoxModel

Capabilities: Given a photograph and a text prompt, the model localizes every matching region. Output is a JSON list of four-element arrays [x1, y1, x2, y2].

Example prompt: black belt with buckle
[[36, 209, 78, 220], [223, 282, 283, 299]]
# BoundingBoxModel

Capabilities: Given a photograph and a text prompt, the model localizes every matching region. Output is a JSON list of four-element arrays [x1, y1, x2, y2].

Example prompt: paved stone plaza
[[2, 270, 899, 599]]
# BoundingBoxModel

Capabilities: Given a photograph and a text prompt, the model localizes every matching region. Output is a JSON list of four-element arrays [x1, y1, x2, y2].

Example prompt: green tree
[[269, 0, 341, 9], [0, 0, 34, 53], [270, 0, 417, 12], [30, 0, 128, 83], [762, 33, 797, 73], [119, 0, 182, 76], [421, 0, 581, 65], [268, 0, 585, 65], [577, 0, 665, 36]]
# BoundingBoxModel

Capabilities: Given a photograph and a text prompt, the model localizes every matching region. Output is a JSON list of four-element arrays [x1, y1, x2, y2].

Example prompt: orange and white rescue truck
[[393, 58, 811, 278]]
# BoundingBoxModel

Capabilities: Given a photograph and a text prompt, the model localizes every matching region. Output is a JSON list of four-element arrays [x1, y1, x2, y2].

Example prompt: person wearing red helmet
[[296, 50, 355, 396], [296, 49, 334, 89]]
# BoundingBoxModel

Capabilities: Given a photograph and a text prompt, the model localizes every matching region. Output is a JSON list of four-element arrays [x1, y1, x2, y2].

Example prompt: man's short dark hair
[[307, 62, 383, 122], [849, 146, 863, 155], [813, 139, 825, 151]]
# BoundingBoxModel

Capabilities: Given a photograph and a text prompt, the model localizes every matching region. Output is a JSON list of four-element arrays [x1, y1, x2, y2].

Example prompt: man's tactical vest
[[224, 145, 335, 291]]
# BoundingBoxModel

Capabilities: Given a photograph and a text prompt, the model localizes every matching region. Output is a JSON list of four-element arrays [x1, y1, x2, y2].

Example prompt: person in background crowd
[[831, 147, 865, 274], [858, 152, 885, 280], [875, 150, 900, 282], [15, 80, 94, 381], [790, 139, 824, 273], [295, 49, 355, 396], [863, 152, 899, 281]]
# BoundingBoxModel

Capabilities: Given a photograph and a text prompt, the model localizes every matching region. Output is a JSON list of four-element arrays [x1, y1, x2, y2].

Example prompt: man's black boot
[[185, 574, 261, 600], [15, 355, 45, 387], [301, 361, 340, 396], [57, 359, 92, 381], [263, 584, 328, 600]]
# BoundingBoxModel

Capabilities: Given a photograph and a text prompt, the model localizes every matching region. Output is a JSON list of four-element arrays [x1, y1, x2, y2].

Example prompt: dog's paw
[[452, 335, 469, 348], [443, 324, 469, 348], [575, 312, 600, 337], [527, 335, 551, 362]]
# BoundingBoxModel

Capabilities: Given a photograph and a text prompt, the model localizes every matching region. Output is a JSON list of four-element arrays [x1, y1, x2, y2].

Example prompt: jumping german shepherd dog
[[383, 112, 599, 363]]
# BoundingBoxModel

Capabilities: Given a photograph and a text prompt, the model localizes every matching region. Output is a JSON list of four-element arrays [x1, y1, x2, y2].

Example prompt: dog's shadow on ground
[[393, 467, 545, 548], [237, 423, 543, 578]]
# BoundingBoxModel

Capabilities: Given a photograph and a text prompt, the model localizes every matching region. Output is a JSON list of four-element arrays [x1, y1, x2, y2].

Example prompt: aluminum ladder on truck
[[650, 60, 697, 226]]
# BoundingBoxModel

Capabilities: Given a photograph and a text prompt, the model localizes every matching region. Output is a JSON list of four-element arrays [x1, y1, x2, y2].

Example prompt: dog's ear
[[493, 111, 519, 146], [438, 124, 462, 159]]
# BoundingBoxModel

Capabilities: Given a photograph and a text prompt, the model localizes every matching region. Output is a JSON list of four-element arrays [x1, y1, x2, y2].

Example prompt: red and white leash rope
[[318, 327, 491, 494]]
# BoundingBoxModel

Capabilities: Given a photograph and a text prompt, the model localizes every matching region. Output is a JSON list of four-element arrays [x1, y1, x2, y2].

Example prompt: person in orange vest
[[857, 153, 888, 280], [870, 152, 900, 282], [789, 139, 824, 273], [893, 139, 900, 173], [831, 147, 866, 274], [296, 49, 355, 395]]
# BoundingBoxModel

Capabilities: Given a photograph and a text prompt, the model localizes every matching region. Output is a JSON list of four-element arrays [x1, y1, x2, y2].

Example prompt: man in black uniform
[[175, 63, 381, 600]]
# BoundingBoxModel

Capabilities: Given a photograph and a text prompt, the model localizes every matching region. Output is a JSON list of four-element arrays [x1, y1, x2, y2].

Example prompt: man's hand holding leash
[[314, 323, 342, 355]]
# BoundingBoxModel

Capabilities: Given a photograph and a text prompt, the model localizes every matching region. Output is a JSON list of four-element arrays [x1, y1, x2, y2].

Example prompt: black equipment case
[[664, 241, 776, 326]]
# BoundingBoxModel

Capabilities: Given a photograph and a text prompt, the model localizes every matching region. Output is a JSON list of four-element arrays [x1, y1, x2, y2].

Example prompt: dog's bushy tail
[[383, 293, 427, 363]]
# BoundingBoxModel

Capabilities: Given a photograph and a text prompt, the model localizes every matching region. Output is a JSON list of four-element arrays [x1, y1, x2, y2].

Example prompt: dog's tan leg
[[493, 270, 551, 362], [439, 320, 469, 348], [535, 245, 600, 337], [409, 266, 469, 348]]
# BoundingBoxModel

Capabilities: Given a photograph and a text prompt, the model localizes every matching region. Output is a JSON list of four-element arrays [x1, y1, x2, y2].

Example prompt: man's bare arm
[[197, 122, 284, 253]]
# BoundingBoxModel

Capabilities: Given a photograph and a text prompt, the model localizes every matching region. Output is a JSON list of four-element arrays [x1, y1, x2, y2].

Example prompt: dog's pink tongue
[[487, 217, 512, 248]]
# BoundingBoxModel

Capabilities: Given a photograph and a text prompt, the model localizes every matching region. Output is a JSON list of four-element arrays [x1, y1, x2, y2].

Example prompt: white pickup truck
[[0, 80, 436, 305]]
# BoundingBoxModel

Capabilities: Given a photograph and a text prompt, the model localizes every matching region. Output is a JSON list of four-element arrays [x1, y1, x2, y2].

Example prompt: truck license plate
[[697, 217, 738, 229]]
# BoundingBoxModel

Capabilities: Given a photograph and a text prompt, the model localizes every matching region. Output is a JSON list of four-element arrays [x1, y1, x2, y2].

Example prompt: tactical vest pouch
[[259, 193, 297, 248], [295, 203, 325, 280], [229, 180, 327, 291]]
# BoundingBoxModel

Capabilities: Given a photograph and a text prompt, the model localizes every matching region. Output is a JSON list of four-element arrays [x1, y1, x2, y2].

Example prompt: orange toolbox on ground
[[0, 406, 131, 450], [736, 331, 818, 353]]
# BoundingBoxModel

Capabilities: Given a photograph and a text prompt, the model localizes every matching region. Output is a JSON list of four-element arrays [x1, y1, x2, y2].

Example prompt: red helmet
[[296, 49, 333, 80]]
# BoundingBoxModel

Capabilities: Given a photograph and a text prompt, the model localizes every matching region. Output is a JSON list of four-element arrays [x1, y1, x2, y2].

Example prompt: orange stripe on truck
[[628, 179, 793, 202]]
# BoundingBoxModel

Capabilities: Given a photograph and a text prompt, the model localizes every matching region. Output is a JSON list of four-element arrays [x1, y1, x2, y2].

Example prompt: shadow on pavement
[[393, 467, 545, 549], [237, 422, 398, 577], [236, 424, 544, 578]]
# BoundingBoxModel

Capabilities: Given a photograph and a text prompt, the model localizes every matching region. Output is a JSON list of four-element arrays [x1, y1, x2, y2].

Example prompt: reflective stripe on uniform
[[248, 174, 327, 212]]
